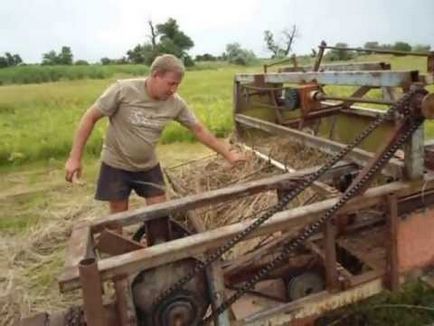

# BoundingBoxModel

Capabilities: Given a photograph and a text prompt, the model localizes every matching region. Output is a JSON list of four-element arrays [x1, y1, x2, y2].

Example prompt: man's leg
[[95, 162, 132, 213], [145, 193, 167, 205], [109, 199, 129, 213]]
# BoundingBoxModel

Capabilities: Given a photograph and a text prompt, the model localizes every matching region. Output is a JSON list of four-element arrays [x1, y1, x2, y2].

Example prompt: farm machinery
[[22, 42, 434, 325]]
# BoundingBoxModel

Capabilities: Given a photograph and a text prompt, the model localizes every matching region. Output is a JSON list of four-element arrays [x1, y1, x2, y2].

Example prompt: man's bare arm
[[65, 106, 104, 182], [189, 122, 246, 164]]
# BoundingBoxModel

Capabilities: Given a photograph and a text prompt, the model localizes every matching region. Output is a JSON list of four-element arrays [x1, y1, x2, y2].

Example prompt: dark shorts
[[95, 162, 166, 201]]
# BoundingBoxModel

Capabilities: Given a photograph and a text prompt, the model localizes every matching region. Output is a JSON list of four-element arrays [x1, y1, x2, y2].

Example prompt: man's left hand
[[226, 149, 248, 166]]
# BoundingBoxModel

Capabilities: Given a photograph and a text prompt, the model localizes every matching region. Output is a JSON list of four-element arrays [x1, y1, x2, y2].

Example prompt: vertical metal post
[[324, 219, 339, 291], [114, 277, 137, 326], [385, 194, 400, 291], [404, 124, 424, 180], [313, 41, 327, 71], [79, 258, 107, 326]]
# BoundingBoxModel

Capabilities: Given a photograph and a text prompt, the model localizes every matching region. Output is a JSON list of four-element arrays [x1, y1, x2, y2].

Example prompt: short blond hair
[[150, 54, 185, 76]]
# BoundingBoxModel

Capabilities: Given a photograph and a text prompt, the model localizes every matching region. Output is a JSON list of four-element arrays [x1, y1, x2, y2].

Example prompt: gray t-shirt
[[94, 78, 198, 171]]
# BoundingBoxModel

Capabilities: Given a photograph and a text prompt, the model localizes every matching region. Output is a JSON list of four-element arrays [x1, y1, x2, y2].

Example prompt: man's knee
[[109, 200, 129, 213]]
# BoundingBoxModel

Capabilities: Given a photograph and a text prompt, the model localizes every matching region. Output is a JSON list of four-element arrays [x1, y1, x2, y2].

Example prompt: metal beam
[[241, 278, 383, 325], [235, 71, 418, 87], [279, 62, 391, 73], [235, 114, 403, 178]]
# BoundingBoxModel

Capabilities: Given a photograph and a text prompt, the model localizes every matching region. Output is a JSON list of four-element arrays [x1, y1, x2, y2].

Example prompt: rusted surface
[[79, 258, 107, 326], [398, 207, 434, 271], [385, 194, 399, 291], [235, 113, 404, 178], [114, 277, 137, 326], [59, 178, 432, 292], [241, 278, 384, 325], [64, 224, 93, 270], [96, 229, 145, 256], [324, 220, 339, 291], [337, 226, 386, 271], [144, 216, 172, 246]]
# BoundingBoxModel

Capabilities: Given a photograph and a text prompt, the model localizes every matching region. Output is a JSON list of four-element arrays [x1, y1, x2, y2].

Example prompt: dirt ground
[[0, 143, 213, 325]]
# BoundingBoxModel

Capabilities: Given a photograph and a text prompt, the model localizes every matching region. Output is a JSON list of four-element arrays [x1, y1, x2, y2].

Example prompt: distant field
[[0, 55, 433, 167], [0, 65, 256, 166]]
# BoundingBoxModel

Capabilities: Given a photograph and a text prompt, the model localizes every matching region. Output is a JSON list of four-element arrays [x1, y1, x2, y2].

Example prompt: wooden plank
[[58, 178, 432, 292], [90, 162, 354, 233], [235, 114, 403, 178]]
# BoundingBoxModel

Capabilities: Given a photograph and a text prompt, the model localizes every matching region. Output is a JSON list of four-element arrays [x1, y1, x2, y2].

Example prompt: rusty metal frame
[[58, 175, 433, 292]]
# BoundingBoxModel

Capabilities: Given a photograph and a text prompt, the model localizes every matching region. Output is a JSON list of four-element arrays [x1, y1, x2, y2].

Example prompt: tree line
[[1, 18, 432, 68]]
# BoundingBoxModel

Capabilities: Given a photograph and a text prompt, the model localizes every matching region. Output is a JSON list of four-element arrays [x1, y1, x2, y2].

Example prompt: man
[[65, 54, 244, 213]]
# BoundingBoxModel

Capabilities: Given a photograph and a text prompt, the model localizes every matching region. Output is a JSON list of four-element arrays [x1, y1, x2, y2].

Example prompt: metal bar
[[241, 278, 383, 325], [319, 94, 394, 106], [321, 45, 431, 57], [235, 71, 418, 87], [89, 162, 354, 233], [280, 62, 391, 73], [313, 40, 327, 71], [59, 178, 431, 292], [404, 125, 424, 180], [64, 224, 93, 269], [96, 229, 145, 256], [114, 277, 137, 326], [164, 170, 231, 326], [235, 113, 403, 178], [241, 144, 339, 198], [324, 220, 339, 291], [385, 194, 400, 291], [79, 258, 107, 326]]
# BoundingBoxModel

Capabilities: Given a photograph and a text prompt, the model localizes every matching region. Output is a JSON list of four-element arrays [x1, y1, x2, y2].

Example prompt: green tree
[[393, 41, 412, 52], [225, 43, 256, 65], [413, 44, 431, 53], [0, 52, 22, 68], [326, 43, 354, 61], [126, 18, 195, 66], [58, 46, 73, 64], [364, 41, 380, 49], [264, 25, 298, 59], [75, 60, 89, 65], [42, 46, 73, 65]]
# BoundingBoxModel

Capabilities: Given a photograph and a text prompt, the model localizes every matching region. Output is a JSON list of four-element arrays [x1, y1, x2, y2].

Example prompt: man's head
[[147, 54, 185, 100]]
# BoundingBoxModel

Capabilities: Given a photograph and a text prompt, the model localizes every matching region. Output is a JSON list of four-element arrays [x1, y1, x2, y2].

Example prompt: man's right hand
[[65, 157, 82, 183]]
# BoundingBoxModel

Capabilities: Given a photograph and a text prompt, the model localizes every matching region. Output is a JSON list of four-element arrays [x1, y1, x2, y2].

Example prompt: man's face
[[151, 71, 183, 100]]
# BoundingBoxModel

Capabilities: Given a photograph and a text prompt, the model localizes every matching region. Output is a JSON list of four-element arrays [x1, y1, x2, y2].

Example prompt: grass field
[[1, 55, 434, 325], [1, 54, 434, 167], [0, 64, 260, 166]]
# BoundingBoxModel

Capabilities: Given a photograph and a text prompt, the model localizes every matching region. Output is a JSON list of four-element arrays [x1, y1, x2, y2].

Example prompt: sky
[[1, 0, 433, 63]]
